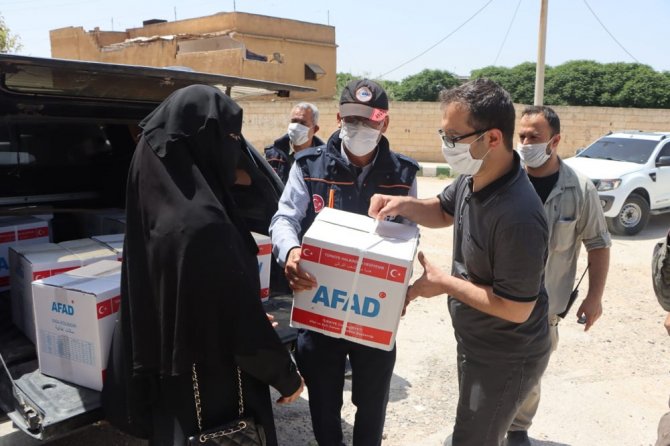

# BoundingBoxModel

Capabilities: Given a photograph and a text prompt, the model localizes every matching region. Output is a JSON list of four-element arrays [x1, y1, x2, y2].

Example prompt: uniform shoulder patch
[[295, 145, 325, 161], [395, 152, 420, 170]]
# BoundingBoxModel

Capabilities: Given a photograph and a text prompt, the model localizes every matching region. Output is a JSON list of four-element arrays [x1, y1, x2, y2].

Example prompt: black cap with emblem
[[339, 79, 389, 122]]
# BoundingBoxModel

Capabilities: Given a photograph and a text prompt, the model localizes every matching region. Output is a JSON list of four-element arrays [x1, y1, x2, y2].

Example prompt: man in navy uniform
[[264, 102, 324, 184], [270, 79, 418, 446]]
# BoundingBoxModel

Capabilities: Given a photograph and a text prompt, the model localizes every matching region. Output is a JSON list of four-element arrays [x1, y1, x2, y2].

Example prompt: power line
[[377, 0, 496, 79], [493, 0, 522, 66], [582, 0, 639, 63]]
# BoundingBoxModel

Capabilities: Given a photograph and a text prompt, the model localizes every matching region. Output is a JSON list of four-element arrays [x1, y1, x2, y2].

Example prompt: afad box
[[32, 260, 121, 391], [290, 208, 419, 351], [0, 217, 50, 291], [251, 232, 271, 302], [9, 239, 117, 343], [91, 234, 124, 261]]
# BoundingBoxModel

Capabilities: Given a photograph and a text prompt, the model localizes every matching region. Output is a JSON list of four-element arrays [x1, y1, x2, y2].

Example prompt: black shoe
[[506, 430, 531, 446]]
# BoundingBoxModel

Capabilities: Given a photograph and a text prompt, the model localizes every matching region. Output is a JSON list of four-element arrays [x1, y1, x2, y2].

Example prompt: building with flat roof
[[50, 11, 336, 100]]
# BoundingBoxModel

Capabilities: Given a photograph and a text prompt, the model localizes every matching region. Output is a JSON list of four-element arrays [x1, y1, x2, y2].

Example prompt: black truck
[[0, 54, 307, 444]]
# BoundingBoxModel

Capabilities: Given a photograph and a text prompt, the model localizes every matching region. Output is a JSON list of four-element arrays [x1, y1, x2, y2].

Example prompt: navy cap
[[339, 79, 388, 122]]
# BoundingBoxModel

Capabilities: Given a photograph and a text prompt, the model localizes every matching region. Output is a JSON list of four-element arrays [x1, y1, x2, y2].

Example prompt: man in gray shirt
[[507, 105, 611, 446], [369, 78, 551, 446]]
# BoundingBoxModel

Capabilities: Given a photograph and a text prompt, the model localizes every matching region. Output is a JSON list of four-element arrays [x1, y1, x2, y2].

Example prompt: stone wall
[[239, 100, 670, 161]]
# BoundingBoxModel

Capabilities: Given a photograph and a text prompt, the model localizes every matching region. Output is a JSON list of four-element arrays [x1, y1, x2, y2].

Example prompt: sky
[[1, 0, 669, 81]]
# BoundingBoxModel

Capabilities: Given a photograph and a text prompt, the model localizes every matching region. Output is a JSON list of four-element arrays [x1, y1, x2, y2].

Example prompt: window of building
[[304, 63, 326, 81]]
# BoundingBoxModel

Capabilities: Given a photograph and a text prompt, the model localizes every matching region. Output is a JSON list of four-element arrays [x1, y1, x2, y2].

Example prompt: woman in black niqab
[[102, 85, 302, 446]]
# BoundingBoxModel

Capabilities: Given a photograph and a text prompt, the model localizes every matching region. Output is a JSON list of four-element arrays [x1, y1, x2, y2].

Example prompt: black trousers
[[451, 344, 551, 446], [295, 329, 396, 446]]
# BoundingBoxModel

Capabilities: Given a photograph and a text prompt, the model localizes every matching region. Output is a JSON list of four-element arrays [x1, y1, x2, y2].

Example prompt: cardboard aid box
[[0, 217, 50, 291], [10, 239, 118, 343], [91, 234, 124, 261], [251, 232, 271, 302], [290, 208, 419, 351], [32, 260, 121, 391]]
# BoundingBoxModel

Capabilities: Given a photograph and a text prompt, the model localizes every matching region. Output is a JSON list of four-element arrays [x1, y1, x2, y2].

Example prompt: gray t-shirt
[[439, 155, 551, 360]]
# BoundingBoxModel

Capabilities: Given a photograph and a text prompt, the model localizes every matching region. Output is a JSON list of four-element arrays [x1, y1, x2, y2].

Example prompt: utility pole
[[534, 0, 548, 105]]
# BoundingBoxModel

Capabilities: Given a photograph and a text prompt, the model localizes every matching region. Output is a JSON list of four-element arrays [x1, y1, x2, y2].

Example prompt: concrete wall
[[239, 100, 670, 162], [49, 12, 336, 100]]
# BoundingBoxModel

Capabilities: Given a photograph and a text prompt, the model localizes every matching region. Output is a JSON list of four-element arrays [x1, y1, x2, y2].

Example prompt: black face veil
[[121, 85, 264, 376]]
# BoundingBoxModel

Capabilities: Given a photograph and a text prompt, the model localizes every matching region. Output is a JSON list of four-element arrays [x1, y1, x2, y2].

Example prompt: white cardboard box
[[10, 239, 117, 343], [0, 217, 50, 291], [91, 234, 124, 261], [59, 238, 119, 264], [32, 260, 121, 391], [251, 232, 272, 302], [290, 208, 419, 351]]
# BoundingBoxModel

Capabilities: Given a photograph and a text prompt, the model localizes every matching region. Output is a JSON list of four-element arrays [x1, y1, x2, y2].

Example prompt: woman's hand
[[276, 376, 305, 404]]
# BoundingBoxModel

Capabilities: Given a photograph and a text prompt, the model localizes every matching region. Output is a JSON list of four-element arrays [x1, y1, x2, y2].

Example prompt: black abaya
[[102, 85, 301, 446]]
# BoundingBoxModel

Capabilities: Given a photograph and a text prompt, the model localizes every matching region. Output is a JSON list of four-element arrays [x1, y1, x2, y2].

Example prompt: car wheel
[[606, 193, 650, 236]]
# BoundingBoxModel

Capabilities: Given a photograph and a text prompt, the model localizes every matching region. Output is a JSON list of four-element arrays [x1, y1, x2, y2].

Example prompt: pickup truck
[[0, 54, 309, 444], [564, 131, 670, 236]]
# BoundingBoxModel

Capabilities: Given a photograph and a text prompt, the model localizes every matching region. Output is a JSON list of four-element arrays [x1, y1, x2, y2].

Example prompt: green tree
[[341, 61, 670, 108], [376, 79, 400, 100], [544, 60, 605, 106], [599, 63, 670, 108], [471, 63, 536, 104], [393, 69, 459, 102], [0, 14, 21, 53], [616, 68, 670, 108]]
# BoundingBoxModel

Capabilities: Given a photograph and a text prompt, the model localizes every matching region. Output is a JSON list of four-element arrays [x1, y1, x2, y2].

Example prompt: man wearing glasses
[[270, 79, 418, 445], [369, 78, 551, 446]]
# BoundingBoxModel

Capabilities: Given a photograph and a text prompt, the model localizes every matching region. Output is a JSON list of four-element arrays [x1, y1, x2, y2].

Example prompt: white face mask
[[340, 121, 381, 156], [441, 132, 489, 175], [287, 122, 311, 146], [517, 140, 552, 168]]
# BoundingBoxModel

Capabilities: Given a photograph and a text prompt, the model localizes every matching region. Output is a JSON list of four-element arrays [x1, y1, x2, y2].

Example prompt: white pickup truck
[[563, 131, 670, 236]]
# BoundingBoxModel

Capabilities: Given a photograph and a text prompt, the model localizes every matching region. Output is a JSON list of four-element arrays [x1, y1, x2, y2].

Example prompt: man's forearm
[[586, 247, 609, 300], [444, 275, 535, 323], [402, 197, 454, 228]]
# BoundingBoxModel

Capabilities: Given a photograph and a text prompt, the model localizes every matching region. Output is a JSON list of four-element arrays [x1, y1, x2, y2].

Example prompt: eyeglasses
[[438, 128, 491, 149]]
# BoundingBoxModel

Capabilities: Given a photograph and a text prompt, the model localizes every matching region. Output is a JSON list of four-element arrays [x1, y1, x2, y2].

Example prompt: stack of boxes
[[9, 238, 118, 343], [4, 206, 276, 390]]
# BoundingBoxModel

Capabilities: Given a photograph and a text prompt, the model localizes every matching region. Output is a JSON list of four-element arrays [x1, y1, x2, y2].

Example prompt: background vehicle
[[0, 54, 312, 444], [564, 131, 670, 235]]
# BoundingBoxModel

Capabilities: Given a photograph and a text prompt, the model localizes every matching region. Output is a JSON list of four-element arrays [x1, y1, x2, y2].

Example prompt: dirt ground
[[39, 176, 670, 446]]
